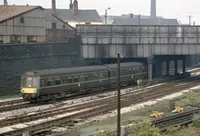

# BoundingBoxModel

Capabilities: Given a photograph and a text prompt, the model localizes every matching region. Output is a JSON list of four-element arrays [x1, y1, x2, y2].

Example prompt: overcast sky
[[2, 0, 200, 24]]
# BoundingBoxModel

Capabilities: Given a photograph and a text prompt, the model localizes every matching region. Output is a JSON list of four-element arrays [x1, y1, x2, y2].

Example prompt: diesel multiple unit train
[[20, 62, 148, 102]]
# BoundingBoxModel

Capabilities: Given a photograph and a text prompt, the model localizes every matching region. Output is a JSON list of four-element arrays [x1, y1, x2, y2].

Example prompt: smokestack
[[69, 0, 73, 9], [4, 0, 8, 5], [73, 0, 78, 16], [151, 0, 156, 20], [52, 0, 56, 15]]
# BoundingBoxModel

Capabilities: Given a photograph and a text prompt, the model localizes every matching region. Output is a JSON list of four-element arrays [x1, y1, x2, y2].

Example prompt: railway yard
[[0, 68, 200, 136]]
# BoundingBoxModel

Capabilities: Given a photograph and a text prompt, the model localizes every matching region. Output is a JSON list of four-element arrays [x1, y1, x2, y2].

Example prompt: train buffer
[[172, 106, 184, 113], [150, 111, 164, 119]]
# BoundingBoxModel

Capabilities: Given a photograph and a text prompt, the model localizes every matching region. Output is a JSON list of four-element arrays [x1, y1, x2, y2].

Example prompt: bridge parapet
[[77, 25, 200, 58]]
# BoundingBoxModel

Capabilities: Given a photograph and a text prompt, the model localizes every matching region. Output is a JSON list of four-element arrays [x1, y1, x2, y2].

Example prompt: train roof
[[23, 62, 144, 77], [27, 65, 107, 77]]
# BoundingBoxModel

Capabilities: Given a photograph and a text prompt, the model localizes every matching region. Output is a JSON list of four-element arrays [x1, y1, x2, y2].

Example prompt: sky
[[1, 0, 200, 24]]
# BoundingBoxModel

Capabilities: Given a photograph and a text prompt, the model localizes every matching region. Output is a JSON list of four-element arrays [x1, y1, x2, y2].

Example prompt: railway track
[[153, 108, 200, 131], [0, 99, 24, 107], [1, 75, 200, 135], [0, 72, 192, 114], [0, 76, 196, 128]]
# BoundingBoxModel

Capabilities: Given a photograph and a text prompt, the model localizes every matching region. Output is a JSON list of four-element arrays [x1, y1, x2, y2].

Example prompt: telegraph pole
[[117, 53, 121, 136]]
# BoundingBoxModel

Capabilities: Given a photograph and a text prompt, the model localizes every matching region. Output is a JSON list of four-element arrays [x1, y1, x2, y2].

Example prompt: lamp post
[[117, 53, 121, 136], [105, 7, 111, 24]]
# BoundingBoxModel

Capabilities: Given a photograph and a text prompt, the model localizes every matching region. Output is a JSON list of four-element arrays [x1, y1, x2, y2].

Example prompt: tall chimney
[[52, 0, 56, 15], [69, 0, 73, 9], [151, 0, 156, 20], [4, 0, 8, 5], [73, 0, 78, 16]]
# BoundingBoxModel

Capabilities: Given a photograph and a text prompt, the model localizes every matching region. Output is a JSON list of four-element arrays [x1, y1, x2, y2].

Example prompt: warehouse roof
[[113, 18, 179, 25], [0, 5, 41, 23], [48, 9, 103, 22], [0, 5, 75, 30]]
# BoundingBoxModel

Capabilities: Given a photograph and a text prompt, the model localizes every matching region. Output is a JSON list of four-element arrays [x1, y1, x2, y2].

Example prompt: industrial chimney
[[69, 0, 73, 9], [52, 0, 56, 15], [73, 0, 78, 16], [4, 0, 8, 5], [151, 0, 156, 20]]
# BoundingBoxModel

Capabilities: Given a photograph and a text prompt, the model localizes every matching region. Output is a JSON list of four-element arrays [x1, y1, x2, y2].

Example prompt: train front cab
[[20, 73, 40, 102]]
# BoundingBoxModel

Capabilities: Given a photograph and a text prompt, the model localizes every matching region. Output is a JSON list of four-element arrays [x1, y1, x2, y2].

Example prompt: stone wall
[[0, 36, 89, 96]]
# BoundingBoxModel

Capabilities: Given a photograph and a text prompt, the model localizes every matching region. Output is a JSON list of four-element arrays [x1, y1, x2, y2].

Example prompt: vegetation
[[94, 116, 200, 136]]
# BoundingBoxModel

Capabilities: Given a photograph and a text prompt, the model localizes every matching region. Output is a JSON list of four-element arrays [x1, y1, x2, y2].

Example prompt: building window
[[27, 36, 37, 42], [10, 35, 20, 43], [85, 22, 91, 25], [0, 36, 3, 43]]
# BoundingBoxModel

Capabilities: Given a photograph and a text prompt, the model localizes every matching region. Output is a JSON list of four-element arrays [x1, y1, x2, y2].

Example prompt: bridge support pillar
[[183, 59, 186, 73], [174, 60, 178, 75], [155, 60, 162, 78], [166, 60, 170, 76], [148, 57, 154, 81]]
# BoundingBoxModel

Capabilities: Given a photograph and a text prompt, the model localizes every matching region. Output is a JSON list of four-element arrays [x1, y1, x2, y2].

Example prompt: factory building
[[48, 0, 103, 28], [113, 0, 179, 25], [0, 1, 75, 44]]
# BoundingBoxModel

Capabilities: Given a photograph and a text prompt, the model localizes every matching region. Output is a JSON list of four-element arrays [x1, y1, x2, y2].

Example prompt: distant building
[[113, 17, 179, 25], [48, 0, 103, 28], [0, 3, 75, 44]]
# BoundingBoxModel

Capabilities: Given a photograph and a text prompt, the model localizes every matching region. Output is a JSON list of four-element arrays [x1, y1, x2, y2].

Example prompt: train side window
[[67, 78, 72, 83], [121, 70, 124, 75], [79, 75, 84, 82], [74, 77, 78, 82], [55, 80, 61, 85], [62, 79, 66, 83], [47, 80, 51, 86], [129, 68, 132, 74], [93, 73, 98, 80], [85, 75, 88, 81], [40, 80, 46, 87], [132, 68, 135, 74], [108, 71, 110, 78]]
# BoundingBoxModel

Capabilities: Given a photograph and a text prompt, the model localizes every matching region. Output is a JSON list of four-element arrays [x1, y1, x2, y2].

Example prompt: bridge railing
[[77, 25, 200, 45]]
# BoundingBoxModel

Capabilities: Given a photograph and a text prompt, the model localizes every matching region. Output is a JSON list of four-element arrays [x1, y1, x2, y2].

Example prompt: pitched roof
[[0, 5, 41, 23], [48, 9, 103, 22], [0, 5, 75, 30], [113, 18, 179, 25]]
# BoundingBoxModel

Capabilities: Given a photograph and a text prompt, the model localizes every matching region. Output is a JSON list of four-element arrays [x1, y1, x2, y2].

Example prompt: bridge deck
[[77, 25, 200, 58]]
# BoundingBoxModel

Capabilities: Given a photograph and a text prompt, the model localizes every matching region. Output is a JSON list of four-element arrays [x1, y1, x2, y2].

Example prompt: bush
[[128, 121, 161, 136], [193, 114, 200, 128]]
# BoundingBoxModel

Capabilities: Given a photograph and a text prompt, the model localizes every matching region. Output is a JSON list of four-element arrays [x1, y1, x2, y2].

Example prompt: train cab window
[[55, 80, 61, 85], [22, 77, 39, 88]]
